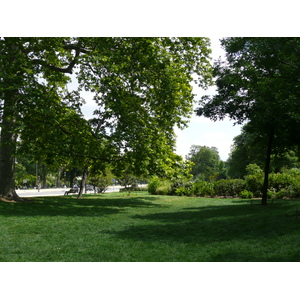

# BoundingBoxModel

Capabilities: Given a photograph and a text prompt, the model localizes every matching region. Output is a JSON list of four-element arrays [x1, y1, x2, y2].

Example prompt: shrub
[[274, 189, 287, 199], [192, 180, 215, 197], [231, 179, 246, 197], [214, 179, 245, 197], [148, 177, 173, 195], [245, 164, 263, 175], [156, 181, 172, 195], [268, 172, 296, 192], [169, 176, 194, 196], [88, 170, 113, 193], [240, 190, 254, 199], [267, 187, 277, 200], [272, 183, 300, 199], [288, 182, 300, 198], [175, 186, 189, 196], [147, 176, 161, 195], [245, 173, 264, 197]]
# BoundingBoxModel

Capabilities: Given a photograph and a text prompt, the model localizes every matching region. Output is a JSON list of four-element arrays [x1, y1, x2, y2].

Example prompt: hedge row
[[148, 173, 300, 199]]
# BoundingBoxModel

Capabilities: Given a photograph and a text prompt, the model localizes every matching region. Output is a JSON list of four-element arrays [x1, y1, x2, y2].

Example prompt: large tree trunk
[[0, 91, 22, 202], [261, 127, 275, 206], [77, 166, 89, 199], [0, 39, 23, 202]]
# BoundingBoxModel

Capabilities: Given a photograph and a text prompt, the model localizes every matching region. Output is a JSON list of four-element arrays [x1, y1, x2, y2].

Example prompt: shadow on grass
[[105, 201, 300, 261], [0, 195, 162, 217]]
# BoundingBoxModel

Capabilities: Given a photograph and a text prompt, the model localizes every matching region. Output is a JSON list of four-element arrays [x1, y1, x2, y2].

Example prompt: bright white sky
[[174, 37, 242, 161], [80, 37, 242, 161]]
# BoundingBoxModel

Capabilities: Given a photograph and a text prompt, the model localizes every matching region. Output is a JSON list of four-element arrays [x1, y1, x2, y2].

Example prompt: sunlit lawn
[[1, 191, 300, 261]]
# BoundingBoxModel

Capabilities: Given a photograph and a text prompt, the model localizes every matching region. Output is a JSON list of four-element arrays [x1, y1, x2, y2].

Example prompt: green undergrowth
[[1, 192, 300, 261]]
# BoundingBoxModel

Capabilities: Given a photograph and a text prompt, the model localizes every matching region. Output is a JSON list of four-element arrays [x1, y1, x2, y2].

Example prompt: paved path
[[17, 185, 123, 198]]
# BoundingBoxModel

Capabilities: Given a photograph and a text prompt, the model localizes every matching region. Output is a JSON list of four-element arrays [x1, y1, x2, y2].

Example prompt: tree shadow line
[[104, 202, 300, 261], [0, 195, 162, 217]]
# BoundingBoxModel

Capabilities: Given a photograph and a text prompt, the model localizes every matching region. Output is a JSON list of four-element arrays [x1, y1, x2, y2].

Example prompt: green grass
[[1, 191, 300, 261]]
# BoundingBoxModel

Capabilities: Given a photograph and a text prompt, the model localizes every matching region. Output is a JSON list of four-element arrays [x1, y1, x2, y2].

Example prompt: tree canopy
[[186, 145, 221, 181], [226, 123, 300, 179], [0, 37, 213, 201], [196, 37, 300, 205]]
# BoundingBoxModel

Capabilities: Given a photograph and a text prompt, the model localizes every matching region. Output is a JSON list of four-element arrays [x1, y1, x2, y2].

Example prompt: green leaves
[[186, 145, 221, 181], [197, 38, 300, 203], [1, 37, 213, 195]]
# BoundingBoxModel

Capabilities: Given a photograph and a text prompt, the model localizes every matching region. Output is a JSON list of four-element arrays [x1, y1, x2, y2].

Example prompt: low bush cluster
[[148, 169, 300, 199], [148, 177, 247, 198]]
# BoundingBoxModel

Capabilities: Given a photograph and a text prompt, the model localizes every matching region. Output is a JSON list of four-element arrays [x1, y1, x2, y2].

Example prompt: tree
[[227, 123, 300, 178], [0, 37, 212, 201], [0, 38, 86, 200], [88, 168, 113, 193], [186, 145, 220, 181], [196, 37, 300, 205]]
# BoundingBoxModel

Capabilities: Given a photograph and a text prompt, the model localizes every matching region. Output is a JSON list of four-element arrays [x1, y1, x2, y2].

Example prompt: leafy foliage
[[0, 37, 213, 200], [88, 169, 113, 193], [196, 37, 300, 205], [240, 190, 254, 199], [227, 124, 300, 178], [186, 145, 221, 180], [214, 179, 245, 198], [192, 180, 215, 197], [148, 163, 300, 200], [147, 176, 165, 195]]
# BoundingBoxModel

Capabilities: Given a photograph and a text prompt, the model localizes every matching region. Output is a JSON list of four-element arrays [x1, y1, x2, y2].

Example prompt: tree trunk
[[0, 91, 22, 202], [0, 122, 21, 201], [0, 39, 23, 202], [77, 166, 89, 199], [261, 127, 275, 206], [57, 167, 62, 187], [42, 164, 47, 188]]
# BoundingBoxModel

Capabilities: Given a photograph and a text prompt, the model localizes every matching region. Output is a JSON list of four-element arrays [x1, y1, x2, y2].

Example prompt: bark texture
[[0, 90, 22, 201]]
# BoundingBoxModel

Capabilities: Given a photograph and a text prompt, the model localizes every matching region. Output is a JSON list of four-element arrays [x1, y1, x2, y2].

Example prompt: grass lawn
[[1, 191, 300, 261]]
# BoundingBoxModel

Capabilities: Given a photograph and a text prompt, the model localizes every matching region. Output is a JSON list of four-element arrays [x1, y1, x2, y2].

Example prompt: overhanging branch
[[33, 42, 89, 74]]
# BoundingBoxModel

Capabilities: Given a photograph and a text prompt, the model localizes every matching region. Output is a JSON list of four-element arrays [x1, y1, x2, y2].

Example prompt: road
[[16, 185, 123, 198]]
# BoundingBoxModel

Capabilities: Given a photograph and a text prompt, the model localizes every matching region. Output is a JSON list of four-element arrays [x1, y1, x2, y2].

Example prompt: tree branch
[[33, 42, 89, 74]]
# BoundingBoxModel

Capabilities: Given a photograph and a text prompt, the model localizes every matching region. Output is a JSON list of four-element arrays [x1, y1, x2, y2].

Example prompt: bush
[[270, 182, 300, 199], [175, 186, 190, 196], [267, 187, 277, 200], [275, 189, 285, 199], [148, 176, 161, 195], [192, 180, 215, 197], [156, 181, 172, 195], [88, 170, 113, 193], [148, 177, 172, 195], [287, 182, 300, 198], [148, 167, 300, 199], [245, 173, 264, 197], [240, 190, 254, 199], [214, 179, 245, 197], [167, 174, 193, 196], [245, 164, 263, 175], [268, 172, 296, 192]]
